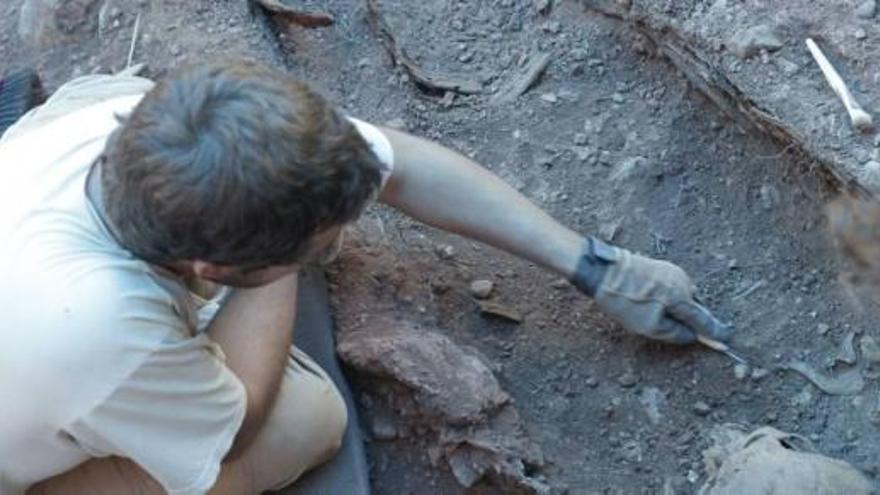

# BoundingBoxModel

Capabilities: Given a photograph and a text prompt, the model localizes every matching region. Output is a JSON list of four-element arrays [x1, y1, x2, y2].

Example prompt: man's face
[[200, 225, 345, 288]]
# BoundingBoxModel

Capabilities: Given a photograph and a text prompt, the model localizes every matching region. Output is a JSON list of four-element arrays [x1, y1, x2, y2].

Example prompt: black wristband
[[569, 237, 617, 297]]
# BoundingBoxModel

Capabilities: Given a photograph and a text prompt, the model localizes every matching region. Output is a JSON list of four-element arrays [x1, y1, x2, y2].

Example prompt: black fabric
[[274, 268, 370, 495], [0, 69, 45, 137], [569, 236, 612, 297]]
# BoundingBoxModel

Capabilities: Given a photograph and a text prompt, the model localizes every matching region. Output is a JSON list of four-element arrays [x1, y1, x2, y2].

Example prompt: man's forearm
[[207, 271, 298, 458], [378, 127, 585, 278]]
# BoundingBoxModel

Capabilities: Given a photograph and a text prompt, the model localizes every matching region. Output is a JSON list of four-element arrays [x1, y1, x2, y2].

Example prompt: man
[[0, 61, 728, 494]]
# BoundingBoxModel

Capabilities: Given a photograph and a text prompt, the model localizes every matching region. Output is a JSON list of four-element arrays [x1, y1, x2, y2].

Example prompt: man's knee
[[308, 376, 348, 463], [239, 355, 349, 492]]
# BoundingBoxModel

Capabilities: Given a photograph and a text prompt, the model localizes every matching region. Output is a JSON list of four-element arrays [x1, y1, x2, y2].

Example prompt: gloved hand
[[570, 237, 730, 344]]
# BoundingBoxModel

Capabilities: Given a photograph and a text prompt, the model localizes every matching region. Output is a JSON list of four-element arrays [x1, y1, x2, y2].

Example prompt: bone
[[806, 38, 873, 132]]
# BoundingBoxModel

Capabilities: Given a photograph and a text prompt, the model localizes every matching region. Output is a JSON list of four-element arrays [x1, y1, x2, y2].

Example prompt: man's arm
[[206, 271, 299, 458], [377, 127, 729, 344], [378, 127, 585, 278]]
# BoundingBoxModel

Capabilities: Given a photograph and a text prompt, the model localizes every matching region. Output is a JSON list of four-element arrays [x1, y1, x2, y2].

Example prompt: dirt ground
[[5, 0, 879, 493]]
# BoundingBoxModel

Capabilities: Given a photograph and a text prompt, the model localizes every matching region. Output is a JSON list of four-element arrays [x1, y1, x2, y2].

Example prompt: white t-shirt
[[0, 82, 393, 494]]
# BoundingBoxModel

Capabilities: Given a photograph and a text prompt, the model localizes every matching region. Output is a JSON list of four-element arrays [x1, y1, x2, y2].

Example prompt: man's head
[[101, 61, 383, 286]]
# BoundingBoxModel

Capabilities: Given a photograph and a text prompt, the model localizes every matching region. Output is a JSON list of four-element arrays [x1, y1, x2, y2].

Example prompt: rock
[[817, 323, 831, 335], [573, 132, 588, 145], [700, 425, 875, 494], [858, 160, 880, 190], [598, 218, 622, 242], [775, 58, 800, 75], [856, 0, 877, 19], [831, 331, 857, 367], [435, 244, 456, 260], [338, 321, 547, 492], [477, 300, 523, 323], [384, 117, 407, 130], [338, 325, 510, 424], [19, 0, 102, 49], [469, 279, 494, 299], [693, 401, 712, 416], [854, 27, 868, 40], [618, 371, 639, 388], [610, 156, 648, 182], [759, 184, 780, 210], [728, 25, 784, 59], [734, 364, 749, 380], [370, 411, 399, 440], [534, 0, 552, 14], [539, 92, 558, 103], [585, 375, 599, 388], [861, 335, 880, 364], [639, 387, 667, 425]]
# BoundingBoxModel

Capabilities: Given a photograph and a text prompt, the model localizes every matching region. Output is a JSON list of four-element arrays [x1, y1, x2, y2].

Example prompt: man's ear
[[191, 260, 233, 281]]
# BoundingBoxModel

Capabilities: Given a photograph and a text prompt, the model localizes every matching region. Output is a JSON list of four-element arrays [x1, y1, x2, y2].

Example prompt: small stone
[[610, 156, 648, 182], [534, 0, 552, 14], [734, 363, 749, 380], [477, 301, 523, 323], [469, 279, 494, 299], [693, 401, 712, 416], [384, 118, 407, 130], [573, 146, 594, 162], [435, 244, 455, 260], [854, 27, 868, 40], [775, 57, 800, 75], [612, 92, 625, 104], [458, 51, 474, 63], [370, 413, 398, 440], [540, 92, 558, 103], [751, 367, 769, 381], [861, 335, 880, 364], [618, 371, 639, 388], [728, 25, 784, 59], [760, 184, 780, 210], [856, 0, 877, 19], [817, 323, 831, 335], [859, 161, 880, 190], [585, 376, 599, 388], [573, 132, 588, 145]]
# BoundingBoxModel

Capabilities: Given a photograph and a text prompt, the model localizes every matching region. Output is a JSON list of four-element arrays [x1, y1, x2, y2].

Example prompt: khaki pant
[[29, 348, 348, 494]]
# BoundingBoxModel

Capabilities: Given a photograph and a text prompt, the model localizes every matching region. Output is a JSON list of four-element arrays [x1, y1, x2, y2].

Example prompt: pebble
[[856, 0, 877, 19], [585, 376, 599, 388], [861, 335, 880, 364], [540, 92, 558, 103], [573, 132, 588, 145], [854, 28, 868, 40], [734, 363, 749, 380], [728, 24, 784, 59], [618, 371, 639, 388], [817, 323, 831, 335], [775, 58, 800, 75], [435, 244, 455, 260], [469, 279, 494, 299], [370, 413, 398, 440], [760, 184, 780, 210], [384, 118, 407, 130], [859, 160, 880, 190], [693, 401, 712, 416], [750, 367, 767, 382]]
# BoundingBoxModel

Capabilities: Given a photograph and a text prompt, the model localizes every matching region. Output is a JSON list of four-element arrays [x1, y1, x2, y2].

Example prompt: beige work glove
[[571, 237, 730, 344]]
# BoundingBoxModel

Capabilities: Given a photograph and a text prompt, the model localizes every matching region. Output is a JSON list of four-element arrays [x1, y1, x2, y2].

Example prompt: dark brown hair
[[101, 61, 382, 267]]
